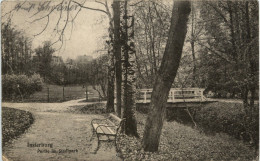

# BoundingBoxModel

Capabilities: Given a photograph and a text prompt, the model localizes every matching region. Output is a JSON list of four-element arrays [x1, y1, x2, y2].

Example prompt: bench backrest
[[109, 113, 126, 135]]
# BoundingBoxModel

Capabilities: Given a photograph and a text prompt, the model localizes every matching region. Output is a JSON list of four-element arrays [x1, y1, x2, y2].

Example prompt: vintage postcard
[[1, 0, 259, 160]]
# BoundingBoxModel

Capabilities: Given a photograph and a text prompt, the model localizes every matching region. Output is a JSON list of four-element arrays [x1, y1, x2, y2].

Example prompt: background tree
[[88, 55, 108, 99], [35, 41, 55, 82], [133, 1, 171, 88], [198, 1, 258, 105], [1, 22, 33, 75]]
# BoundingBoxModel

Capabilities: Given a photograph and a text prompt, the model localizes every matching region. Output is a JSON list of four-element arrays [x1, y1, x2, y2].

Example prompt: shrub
[[2, 74, 43, 100], [194, 102, 259, 150]]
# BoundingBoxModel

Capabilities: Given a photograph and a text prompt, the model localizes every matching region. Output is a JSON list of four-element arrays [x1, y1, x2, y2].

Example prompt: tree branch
[[72, 0, 108, 14], [34, 15, 50, 37], [95, 0, 106, 7]]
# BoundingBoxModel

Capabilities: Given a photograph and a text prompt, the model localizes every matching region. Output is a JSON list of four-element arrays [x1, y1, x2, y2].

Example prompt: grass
[[117, 112, 257, 161], [2, 107, 34, 147], [10, 84, 100, 102], [67, 103, 106, 114]]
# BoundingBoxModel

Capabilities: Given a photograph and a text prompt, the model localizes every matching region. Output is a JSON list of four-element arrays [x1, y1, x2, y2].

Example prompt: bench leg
[[92, 134, 101, 154], [90, 127, 95, 141], [115, 135, 118, 152]]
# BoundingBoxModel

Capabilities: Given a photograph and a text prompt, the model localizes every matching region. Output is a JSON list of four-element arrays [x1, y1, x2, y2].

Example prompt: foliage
[[194, 102, 259, 150], [34, 41, 55, 81], [2, 107, 34, 147], [198, 1, 258, 99], [117, 112, 256, 160], [48, 64, 66, 85], [88, 55, 108, 99], [2, 74, 43, 100], [1, 22, 34, 75], [133, 1, 172, 88]]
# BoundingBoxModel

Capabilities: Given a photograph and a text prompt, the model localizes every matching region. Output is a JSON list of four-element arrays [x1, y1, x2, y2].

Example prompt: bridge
[[136, 88, 212, 108]]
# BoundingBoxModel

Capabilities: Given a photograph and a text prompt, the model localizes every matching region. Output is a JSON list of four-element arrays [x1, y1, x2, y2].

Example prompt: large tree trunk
[[191, 41, 196, 86], [121, 0, 138, 137], [106, 67, 115, 112], [190, 2, 197, 87], [113, 0, 122, 118], [245, 1, 256, 110], [106, 36, 115, 113], [143, 1, 191, 152]]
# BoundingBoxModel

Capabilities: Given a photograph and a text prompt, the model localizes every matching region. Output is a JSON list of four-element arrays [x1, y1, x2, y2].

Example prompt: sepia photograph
[[1, 0, 259, 160]]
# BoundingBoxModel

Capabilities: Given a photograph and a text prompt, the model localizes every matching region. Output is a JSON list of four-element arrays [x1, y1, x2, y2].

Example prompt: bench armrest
[[116, 118, 126, 134]]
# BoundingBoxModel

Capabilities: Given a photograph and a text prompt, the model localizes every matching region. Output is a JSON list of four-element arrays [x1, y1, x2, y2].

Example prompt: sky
[[1, 0, 111, 60]]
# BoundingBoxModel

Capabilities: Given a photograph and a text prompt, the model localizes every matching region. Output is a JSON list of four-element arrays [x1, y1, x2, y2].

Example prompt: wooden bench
[[90, 113, 125, 153]]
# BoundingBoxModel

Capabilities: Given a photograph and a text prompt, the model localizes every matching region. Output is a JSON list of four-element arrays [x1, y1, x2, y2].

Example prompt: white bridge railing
[[136, 88, 207, 103]]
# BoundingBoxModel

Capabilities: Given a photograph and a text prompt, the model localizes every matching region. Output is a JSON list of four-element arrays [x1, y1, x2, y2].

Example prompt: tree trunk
[[113, 0, 122, 118], [245, 1, 256, 110], [107, 70, 115, 112], [190, 3, 196, 87], [106, 44, 115, 112], [143, 0, 191, 152], [121, 0, 138, 137], [191, 40, 196, 86]]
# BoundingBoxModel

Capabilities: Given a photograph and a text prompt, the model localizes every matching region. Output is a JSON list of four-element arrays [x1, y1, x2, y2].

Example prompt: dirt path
[[2, 100, 121, 161]]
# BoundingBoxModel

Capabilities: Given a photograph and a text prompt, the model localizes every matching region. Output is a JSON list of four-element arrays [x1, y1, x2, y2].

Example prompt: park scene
[[1, 0, 259, 160]]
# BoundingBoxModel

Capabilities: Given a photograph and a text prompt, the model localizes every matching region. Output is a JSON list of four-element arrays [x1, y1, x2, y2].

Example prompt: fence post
[[86, 87, 88, 101], [47, 87, 50, 102], [63, 86, 65, 101], [144, 92, 147, 103], [172, 90, 175, 102]]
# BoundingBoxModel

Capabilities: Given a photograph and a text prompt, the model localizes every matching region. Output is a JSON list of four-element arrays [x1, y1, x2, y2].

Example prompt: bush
[[194, 102, 259, 150], [2, 74, 43, 100]]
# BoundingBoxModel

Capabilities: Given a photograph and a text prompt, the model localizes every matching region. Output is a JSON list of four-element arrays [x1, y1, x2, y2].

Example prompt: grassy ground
[[9, 84, 99, 102], [67, 103, 106, 114], [117, 112, 257, 161], [2, 107, 34, 147]]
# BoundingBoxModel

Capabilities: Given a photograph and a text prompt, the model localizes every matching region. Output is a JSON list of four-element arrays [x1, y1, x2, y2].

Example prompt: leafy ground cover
[[2, 107, 34, 146], [139, 102, 259, 151], [117, 112, 257, 160]]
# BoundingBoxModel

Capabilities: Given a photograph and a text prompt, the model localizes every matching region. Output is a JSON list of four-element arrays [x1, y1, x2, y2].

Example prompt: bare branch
[[95, 0, 106, 7], [197, 41, 234, 64], [1, 1, 26, 18], [33, 15, 50, 37], [29, 9, 42, 18], [205, 2, 229, 24], [72, 0, 108, 14], [30, 5, 58, 23], [55, 0, 65, 32], [130, 0, 143, 7]]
